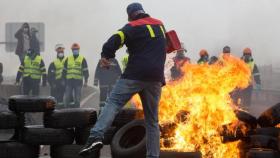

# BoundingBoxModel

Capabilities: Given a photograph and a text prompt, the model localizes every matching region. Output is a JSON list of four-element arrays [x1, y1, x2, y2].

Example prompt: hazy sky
[[1, 0, 280, 81]]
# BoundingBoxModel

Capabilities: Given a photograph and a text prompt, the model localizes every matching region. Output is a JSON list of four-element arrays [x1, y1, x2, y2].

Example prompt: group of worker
[[15, 43, 89, 108], [171, 45, 261, 109]]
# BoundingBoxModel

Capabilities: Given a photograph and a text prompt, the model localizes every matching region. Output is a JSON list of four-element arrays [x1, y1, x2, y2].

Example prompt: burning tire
[[112, 108, 144, 128], [44, 108, 97, 128], [255, 127, 280, 137], [8, 95, 56, 112], [111, 119, 146, 158], [250, 135, 278, 150], [19, 125, 74, 145], [160, 151, 202, 158], [234, 109, 257, 128], [246, 148, 279, 158], [0, 141, 39, 158], [0, 111, 24, 129], [258, 103, 280, 127], [50, 144, 100, 158]]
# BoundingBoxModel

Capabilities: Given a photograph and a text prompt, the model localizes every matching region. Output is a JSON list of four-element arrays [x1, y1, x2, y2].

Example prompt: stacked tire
[[0, 111, 37, 158], [246, 103, 280, 158], [0, 95, 57, 158], [0, 95, 99, 158], [44, 108, 98, 158]]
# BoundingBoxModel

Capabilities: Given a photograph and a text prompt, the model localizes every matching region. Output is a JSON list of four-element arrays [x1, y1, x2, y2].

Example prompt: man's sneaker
[[79, 137, 103, 156]]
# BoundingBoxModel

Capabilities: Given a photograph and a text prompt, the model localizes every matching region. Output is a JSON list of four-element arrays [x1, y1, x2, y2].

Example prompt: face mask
[[58, 52, 64, 58], [72, 50, 79, 56], [202, 55, 209, 61], [243, 55, 252, 63]]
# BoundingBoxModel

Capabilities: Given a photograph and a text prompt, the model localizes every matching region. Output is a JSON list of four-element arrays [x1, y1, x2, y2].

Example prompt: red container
[[165, 30, 182, 53]]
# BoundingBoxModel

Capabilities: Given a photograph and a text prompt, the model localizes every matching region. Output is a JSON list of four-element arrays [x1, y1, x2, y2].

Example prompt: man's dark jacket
[[101, 15, 166, 84]]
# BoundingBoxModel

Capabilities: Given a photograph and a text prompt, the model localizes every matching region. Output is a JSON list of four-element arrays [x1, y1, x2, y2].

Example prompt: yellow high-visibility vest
[[23, 55, 44, 79], [66, 55, 84, 80], [247, 61, 255, 72], [54, 57, 66, 80]]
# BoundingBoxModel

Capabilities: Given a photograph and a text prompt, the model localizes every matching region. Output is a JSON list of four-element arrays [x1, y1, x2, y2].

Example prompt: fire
[[133, 54, 251, 158]]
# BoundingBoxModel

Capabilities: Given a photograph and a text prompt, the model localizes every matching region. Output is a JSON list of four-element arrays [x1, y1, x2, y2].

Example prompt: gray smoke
[[1, 0, 280, 80]]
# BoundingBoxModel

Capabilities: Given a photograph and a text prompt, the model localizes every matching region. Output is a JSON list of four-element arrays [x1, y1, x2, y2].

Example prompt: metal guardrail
[[252, 89, 280, 107]]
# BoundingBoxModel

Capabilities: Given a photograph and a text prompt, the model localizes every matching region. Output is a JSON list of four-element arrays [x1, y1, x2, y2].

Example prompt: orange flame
[[133, 54, 251, 158]]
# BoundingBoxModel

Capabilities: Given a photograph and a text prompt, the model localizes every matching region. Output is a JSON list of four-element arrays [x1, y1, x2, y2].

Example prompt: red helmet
[[243, 48, 252, 55], [71, 43, 80, 49], [199, 49, 208, 57]]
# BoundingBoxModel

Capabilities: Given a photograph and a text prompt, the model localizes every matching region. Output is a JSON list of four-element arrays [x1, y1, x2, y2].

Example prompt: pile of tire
[[218, 106, 280, 158], [0, 95, 99, 158], [244, 102, 280, 158]]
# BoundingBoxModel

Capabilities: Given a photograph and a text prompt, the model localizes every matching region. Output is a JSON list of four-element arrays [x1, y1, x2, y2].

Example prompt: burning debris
[[134, 54, 253, 158]]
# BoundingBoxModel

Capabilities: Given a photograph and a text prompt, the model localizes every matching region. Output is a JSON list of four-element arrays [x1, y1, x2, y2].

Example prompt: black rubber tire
[[111, 119, 146, 158], [238, 140, 251, 158], [44, 108, 97, 128], [255, 127, 280, 137], [9, 95, 56, 112], [246, 148, 279, 158], [50, 144, 100, 158], [234, 109, 257, 128], [250, 135, 278, 150], [0, 141, 39, 158], [160, 151, 202, 158], [258, 103, 280, 127], [112, 108, 144, 128], [103, 126, 118, 145], [74, 127, 91, 145], [0, 111, 24, 129], [19, 125, 74, 145]]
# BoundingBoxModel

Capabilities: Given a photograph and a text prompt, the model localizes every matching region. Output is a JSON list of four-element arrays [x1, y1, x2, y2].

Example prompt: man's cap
[[127, 3, 145, 18]]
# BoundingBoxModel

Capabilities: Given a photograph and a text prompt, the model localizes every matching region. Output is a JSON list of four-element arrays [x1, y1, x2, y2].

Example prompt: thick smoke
[[0, 0, 280, 80]]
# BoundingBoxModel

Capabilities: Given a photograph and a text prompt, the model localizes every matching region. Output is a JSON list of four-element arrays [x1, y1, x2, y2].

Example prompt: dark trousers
[[65, 80, 82, 108], [99, 85, 113, 107], [50, 80, 65, 104], [22, 77, 40, 95], [240, 85, 253, 107], [22, 77, 40, 125]]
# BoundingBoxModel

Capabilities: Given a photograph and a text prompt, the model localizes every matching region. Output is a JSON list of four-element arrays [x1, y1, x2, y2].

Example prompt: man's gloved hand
[[100, 58, 111, 69], [255, 84, 261, 91]]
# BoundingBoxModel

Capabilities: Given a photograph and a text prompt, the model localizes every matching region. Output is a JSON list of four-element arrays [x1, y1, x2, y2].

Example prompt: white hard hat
[[55, 44, 65, 50]]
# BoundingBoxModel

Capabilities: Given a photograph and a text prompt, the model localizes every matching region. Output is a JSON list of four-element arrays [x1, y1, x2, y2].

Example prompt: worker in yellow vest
[[15, 48, 47, 95], [240, 47, 261, 108], [63, 43, 89, 108], [48, 44, 66, 107]]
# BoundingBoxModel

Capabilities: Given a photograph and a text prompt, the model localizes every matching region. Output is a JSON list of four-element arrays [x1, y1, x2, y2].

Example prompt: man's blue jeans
[[90, 79, 162, 158]]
